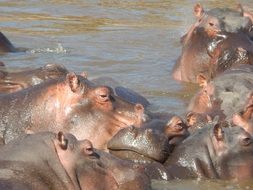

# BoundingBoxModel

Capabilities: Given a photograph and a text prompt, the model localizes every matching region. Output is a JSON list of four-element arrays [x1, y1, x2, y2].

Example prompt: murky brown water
[[0, 0, 252, 189]]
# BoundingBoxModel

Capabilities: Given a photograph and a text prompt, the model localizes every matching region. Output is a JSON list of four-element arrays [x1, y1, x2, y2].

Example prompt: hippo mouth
[[112, 109, 148, 129], [108, 147, 169, 164]]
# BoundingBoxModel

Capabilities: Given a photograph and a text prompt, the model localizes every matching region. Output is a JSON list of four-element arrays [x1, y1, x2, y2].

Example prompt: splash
[[30, 43, 67, 54]]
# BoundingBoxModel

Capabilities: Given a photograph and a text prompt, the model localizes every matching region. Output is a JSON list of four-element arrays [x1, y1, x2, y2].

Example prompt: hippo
[[0, 72, 147, 150], [107, 116, 189, 163], [188, 65, 253, 122], [0, 131, 151, 190], [0, 64, 68, 94], [172, 4, 253, 83], [164, 121, 253, 180], [0, 32, 26, 53], [91, 76, 150, 108], [107, 126, 171, 163], [0, 131, 96, 189], [185, 111, 212, 134]]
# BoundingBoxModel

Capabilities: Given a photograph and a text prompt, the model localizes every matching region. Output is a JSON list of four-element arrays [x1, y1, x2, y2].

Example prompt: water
[[0, 0, 252, 189]]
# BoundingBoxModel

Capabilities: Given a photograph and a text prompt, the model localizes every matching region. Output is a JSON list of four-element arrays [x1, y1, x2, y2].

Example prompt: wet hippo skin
[[172, 4, 253, 83], [165, 121, 253, 180], [0, 64, 68, 94], [107, 116, 189, 163], [0, 72, 148, 151], [188, 65, 253, 127]]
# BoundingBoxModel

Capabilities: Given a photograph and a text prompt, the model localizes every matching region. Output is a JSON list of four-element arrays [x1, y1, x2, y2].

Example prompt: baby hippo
[[107, 116, 189, 163]]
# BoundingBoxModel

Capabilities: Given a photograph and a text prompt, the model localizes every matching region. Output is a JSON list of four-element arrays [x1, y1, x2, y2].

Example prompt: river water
[[0, 0, 252, 189]]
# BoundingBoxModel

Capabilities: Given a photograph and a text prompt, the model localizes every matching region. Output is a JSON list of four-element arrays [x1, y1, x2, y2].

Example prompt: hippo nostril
[[134, 104, 144, 112], [175, 124, 183, 131], [129, 125, 135, 131], [209, 22, 214, 27], [83, 140, 94, 155]]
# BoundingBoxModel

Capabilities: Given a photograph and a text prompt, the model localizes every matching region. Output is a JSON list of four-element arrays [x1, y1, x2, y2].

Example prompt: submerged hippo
[[0, 64, 68, 94], [172, 4, 253, 83], [0, 131, 96, 189], [0, 32, 26, 53], [165, 122, 253, 180], [0, 72, 147, 150], [0, 131, 151, 190], [188, 65, 253, 122], [107, 116, 189, 163]]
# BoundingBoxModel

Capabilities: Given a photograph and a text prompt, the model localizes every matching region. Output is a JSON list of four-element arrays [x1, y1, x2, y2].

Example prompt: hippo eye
[[209, 22, 214, 27], [241, 137, 252, 146], [175, 124, 183, 130], [198, 19, 202, 22]]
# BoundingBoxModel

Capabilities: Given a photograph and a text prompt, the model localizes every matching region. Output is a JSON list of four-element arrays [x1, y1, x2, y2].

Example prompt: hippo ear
[[80, 72, 88, 79], [242, 105, 253, 120], [57, 132, 68, 150], [233, 113, 246, 126], [213, 124, 224, 141], [66, 72, 81, 93], [194, 4, 204, 18], [196, 74, 208, 88], [236, 4, 244, 16], [186, 112, 197, 127]]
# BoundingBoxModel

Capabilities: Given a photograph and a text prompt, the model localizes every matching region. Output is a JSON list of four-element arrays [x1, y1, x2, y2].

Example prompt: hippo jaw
[[107, 127, 171, 163]]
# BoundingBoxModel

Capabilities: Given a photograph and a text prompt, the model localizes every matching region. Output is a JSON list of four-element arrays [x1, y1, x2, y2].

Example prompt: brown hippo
[[0, 131, 151, 190], [188, 65, 253, 123], [0, 32, 26, 53], [0, 64, 68, 94], [107, 116, 189, 163], [164, 121, 253, 180], [0, 72, 147, 150], [172, 4, 253, 83]]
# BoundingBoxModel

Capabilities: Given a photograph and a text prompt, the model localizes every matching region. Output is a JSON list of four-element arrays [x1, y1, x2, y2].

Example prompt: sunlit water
[[0, 0, 252, 189]]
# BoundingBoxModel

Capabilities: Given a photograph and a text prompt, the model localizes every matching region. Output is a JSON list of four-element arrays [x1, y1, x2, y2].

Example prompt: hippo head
[[213, 124, 253, 180], [59, 73, 148, 150], [53, 132, 100, 190], [172, 4, 253, 83], [188, 66, 253, 121], [165, 121, 253, 180], [142, 116, 190, 146], [107, 126, 171, 163]]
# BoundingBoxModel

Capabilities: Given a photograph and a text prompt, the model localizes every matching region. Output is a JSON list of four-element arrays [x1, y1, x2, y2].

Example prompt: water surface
[[0, 0, 252, 189]]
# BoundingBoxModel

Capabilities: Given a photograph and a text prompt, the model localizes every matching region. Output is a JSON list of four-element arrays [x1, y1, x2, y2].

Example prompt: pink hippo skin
[[0, 72, 147, 150]]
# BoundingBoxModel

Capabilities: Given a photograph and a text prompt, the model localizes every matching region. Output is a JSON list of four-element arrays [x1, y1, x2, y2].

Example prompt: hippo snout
[[82, 139, 94, 156]]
